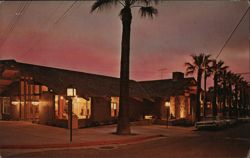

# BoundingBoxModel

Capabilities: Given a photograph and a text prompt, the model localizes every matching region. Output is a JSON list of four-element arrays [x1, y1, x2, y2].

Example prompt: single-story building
[[139, 72, 197, 122], [0, 60, 152, 128], [0, 60, 198, 128]]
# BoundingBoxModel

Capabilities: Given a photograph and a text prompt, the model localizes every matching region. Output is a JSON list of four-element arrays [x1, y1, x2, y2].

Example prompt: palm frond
[[186, 70, 194, 76], [91, 0, 120, 12], [139, 6, 158, 18], [131, 0, 159, 5]]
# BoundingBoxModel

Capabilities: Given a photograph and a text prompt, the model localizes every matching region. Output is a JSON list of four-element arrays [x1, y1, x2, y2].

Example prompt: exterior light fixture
[[165, 101, 170, 107], [11, 101, 20, 105], [66, 85, 76, 143], [31, 101, 39, 106], [113, 103, 117, 110], [165, 101, 170, 128], [67, 86, 76, 97]]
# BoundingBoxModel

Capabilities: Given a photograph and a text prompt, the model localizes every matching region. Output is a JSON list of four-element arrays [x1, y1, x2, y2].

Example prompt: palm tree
[[211, 60, 228, 118], [240, 80, 248, 117], [220, 69, 229, 117], [232, 74, 243, 118], [225, 71, 234, 117], [185, 53, 209, 122], [202, 55, 212, 119], [91, 0, 158, 135]]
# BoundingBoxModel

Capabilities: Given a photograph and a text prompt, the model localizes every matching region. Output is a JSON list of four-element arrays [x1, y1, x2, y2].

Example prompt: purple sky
[[0, 1, 249, 87]]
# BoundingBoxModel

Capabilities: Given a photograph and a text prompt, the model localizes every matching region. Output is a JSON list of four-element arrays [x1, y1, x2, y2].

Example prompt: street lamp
[[165, 101, 170, 128], [67, 86, 76, 143]]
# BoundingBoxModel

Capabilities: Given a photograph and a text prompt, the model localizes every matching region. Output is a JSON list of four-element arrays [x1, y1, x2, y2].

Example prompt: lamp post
[[165, 101, 170, 128], [67, 86, 76, 143]]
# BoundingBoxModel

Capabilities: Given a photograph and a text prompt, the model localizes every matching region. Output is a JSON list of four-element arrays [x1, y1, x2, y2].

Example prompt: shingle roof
[[139, 78, 196, 97], [0, 60, 151, 99]]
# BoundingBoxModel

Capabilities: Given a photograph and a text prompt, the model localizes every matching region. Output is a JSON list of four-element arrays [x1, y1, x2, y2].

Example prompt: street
[[1, 122, 250, 158]]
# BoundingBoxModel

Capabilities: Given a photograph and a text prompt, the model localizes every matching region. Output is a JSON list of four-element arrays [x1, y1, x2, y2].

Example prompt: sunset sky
[[0, 1, 249, 86]]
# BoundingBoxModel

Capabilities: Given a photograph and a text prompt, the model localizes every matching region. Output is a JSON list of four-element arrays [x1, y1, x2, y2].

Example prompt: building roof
[[139, 77, 196, 98], [0, 60, 151, 99]]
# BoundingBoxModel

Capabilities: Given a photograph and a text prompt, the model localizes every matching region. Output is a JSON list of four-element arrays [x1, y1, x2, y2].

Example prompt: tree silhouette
[[91, 0, 158, 135], [211, 60, 228, 117], [185, 53, 210, 122]]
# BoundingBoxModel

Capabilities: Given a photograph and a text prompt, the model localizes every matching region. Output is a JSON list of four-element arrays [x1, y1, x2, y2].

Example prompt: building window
[[55, 95, 59, 118], [111, 97, 119, 117], [72, 97, 91, 119], [41, 86, 48, 92], [34, 85, 40, 94], [2, 97, 10, 114], [55, 96, 67, 119]]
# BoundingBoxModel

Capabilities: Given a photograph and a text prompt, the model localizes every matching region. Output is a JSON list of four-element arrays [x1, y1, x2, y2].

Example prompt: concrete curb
[[0, 135, 163, 149]]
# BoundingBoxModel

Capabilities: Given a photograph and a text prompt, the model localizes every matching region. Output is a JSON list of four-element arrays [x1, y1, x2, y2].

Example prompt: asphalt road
[[2, 123, 250, 158]]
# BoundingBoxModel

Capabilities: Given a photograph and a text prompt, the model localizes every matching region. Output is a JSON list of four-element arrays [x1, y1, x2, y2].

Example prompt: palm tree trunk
[[228, 83, 232, 117], [235, 85, 239, 118], [117, 6, 132, 135], [203, 71, 207, 119], [196, 69, 202, 122], [212, 74, 218, 117], [222, 80, 227, 117]]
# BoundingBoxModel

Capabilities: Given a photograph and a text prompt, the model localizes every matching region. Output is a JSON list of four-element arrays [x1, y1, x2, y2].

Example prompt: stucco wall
[[39, 92, 54, 124]]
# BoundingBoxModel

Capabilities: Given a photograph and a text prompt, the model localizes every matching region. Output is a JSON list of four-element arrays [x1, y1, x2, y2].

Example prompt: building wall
[[155, 94, 194, 120], [91, 97, 112, 123], [39, 92, 54, 124], [129, 98, 146, 121]]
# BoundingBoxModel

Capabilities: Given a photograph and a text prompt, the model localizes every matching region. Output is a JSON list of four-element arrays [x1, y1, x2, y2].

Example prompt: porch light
[[113, 103, 117, 110], [165, 101, 170, 107], [66, 85, 76, 143], [67, 86, 76, 97], [11, 101, 20, 105], [31, 101, 39, 106]]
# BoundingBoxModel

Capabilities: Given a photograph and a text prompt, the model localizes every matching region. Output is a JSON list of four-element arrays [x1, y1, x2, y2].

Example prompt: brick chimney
[[172, 72, 184, 81]]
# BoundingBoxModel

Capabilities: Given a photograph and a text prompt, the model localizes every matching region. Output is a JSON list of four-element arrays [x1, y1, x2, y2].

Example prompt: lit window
[[111, 97, 119, 117], [72, 97, 91, 119], [55, 95, 59, 118], [34, 85, 40, 94], [41, 86, 48, 92], [2, 97, 10, 114]]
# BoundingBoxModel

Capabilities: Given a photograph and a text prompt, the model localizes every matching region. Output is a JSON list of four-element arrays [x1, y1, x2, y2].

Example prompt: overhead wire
[[215, 6, 249, 59], [23, 1, 78, 55], [0, 1, 31, 49]]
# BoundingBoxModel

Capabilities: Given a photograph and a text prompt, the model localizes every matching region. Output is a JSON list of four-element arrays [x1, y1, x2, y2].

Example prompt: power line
[[54, 1, 78, 24], [0, 1, 31, 49], [23, 1, 78, 55], [215, 6, 249, 59]]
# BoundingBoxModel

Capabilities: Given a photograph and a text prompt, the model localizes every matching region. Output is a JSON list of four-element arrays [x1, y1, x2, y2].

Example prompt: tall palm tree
[[211, 60, 228, 117], [202, 55, 212, 119], [185, 53, 209, 122], [91, 0, 158, 135], [220, 69, 229, 117], [232, 74, 243, 118], [241, 80, 249, 117], [226, 71, 235, 117]]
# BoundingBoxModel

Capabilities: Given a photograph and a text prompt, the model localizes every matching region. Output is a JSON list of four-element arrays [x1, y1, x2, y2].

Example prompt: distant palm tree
[[226, 71, 234, 117], [202, 55, 212, 118], [220, 69, 229, 117], [232, 74, 243, 118], [240, 80, 248, 117], [185, 53, 209, 122], [211, 60, 228, 117], [91, 0, 158, 135]]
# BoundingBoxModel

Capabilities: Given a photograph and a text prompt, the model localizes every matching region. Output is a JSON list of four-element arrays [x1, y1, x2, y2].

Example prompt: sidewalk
[[0, 121, 195, 149]]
